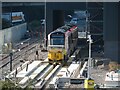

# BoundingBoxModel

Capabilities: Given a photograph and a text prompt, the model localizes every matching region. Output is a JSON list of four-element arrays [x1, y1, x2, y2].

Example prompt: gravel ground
[[91, 67, 108, 85]]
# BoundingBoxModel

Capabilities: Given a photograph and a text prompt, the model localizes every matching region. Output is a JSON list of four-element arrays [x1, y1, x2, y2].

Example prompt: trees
[[0, 80, 33, 90], [0, 80, 20, 90]]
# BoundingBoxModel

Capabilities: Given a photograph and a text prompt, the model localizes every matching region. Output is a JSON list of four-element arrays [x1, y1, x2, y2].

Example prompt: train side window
[[71, 34, 73, 43], [68, 37, 71, 47]]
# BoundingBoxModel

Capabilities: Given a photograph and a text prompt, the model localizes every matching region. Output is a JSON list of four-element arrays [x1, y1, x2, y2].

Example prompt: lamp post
[[41, 19, 45, 42], [44, 0, 47, 50], [41, 19, 47, 52]]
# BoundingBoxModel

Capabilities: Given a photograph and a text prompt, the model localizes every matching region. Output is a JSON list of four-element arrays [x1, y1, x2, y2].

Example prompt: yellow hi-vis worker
[[84, 78, 94, 90]]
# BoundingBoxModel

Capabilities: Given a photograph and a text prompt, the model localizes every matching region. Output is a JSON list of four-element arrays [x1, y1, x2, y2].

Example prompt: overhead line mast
[[86, 0, 91, 79]]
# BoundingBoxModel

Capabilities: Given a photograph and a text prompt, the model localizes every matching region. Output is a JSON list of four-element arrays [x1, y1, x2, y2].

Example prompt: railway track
[[0, 38, 40, 69], [0, 38, 31, 61]]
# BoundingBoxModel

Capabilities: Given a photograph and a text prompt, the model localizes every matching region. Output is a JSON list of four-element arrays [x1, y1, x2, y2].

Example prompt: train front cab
[[48, 31, 65, 63], [48, 49, 65, 63]]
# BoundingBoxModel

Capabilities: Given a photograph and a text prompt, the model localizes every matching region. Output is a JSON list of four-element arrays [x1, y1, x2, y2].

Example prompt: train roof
[[49, 24, 77, 35]]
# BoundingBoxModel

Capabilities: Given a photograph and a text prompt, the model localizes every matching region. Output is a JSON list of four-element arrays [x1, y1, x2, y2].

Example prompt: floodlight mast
[[86, 1, 92, 79], [87, 35, 92, 79]]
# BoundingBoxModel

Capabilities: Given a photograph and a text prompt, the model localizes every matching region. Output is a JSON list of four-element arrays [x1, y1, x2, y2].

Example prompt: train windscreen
[[50, 33, 64, 45]]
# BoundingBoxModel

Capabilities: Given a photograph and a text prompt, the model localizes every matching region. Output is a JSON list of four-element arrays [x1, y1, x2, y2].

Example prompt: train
[[48, 24, 78, 63]]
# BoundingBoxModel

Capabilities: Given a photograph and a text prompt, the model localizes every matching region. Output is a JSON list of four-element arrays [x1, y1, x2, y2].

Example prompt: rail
[[35, 64, 62, 89], [0, 38, 40, 69]]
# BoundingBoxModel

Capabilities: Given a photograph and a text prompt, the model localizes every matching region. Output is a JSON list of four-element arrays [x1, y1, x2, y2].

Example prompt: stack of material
[[105, 70, 120, 87]]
